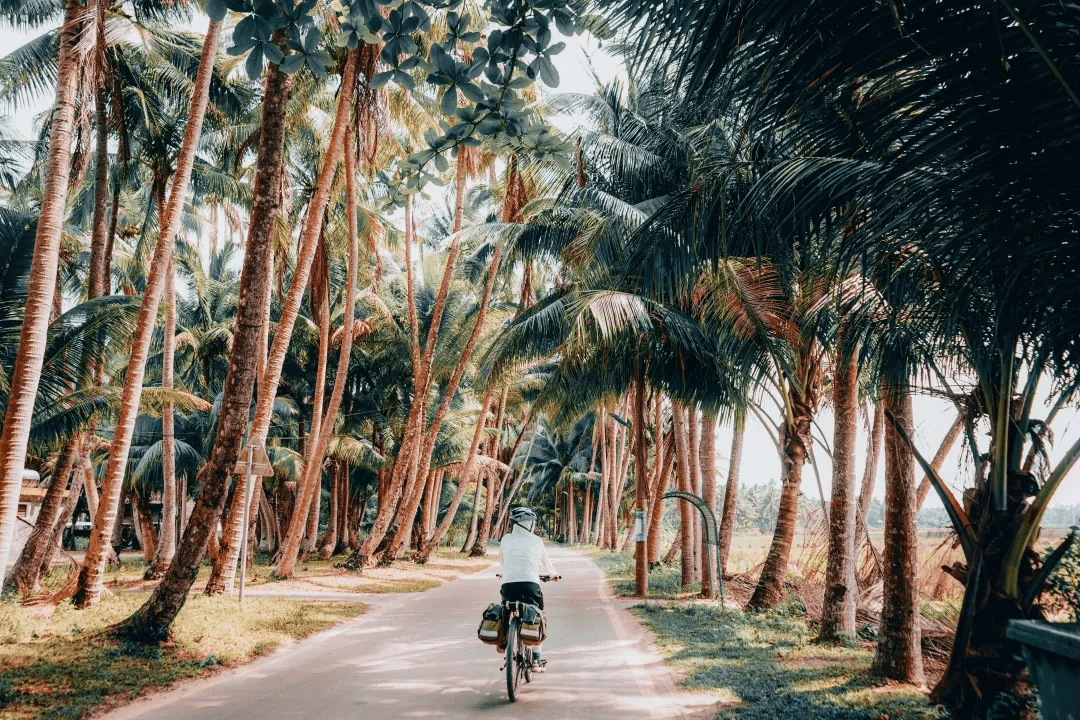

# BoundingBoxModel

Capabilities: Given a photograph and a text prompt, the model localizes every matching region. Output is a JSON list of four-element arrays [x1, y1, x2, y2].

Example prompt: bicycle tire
[[524, 645, 533, 683], [506, 617, 521, 701]]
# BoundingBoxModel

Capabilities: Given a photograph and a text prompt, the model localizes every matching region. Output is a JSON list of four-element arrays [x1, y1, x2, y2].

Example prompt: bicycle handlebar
[[494, 574, 561, 581]]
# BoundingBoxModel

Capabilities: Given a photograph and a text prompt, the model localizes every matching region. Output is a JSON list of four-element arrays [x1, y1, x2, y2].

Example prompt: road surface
[[106, 545, 718, 719]]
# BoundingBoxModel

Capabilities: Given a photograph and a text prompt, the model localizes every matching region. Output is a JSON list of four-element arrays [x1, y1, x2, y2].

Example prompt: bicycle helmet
[[509, 506, 538, 532]]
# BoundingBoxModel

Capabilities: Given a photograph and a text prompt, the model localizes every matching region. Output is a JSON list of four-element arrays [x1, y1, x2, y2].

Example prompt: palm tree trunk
[[276, 127, 361, 579], [414, 384, 497, 563], [648, 438, 675, 566], [7, 437, 80, 593], [747, 406, 812, 610], [469, 390, 507, 557], [0, 0, 85, 579], [632, 371, 650, 596], [74, 20, 223, 609], [915, 409, 965, 510], [855, 403, 883, 545], [81, 464, 116, 566], [871, 383, 925, 685], [462, 474, 483, 553], [336, 461, 350, 554], [41, 454, 88, 576], [379, 246, 504, 563], [672, 401, 695, 587], [132, 490, 158, 564], [122, 41, 305, 640], [206, 48, 352, 592], [318, 461, 340, 560], [146, 259, 177, 579], [699, 409, 717, 598], [352, 196, 425, 567], [718, 413, 745, 574], [470, 470, 497, 557], [87, 0, 111, 302], [688, 405, 702, 581], [818, 345, 859, 642]]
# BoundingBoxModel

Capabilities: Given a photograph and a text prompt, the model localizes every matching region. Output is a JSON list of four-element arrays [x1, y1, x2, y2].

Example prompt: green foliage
[[1043, 528, 1080, 621]]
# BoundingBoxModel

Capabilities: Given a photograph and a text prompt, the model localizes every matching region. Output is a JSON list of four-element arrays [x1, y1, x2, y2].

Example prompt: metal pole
[[238, 444, 254, 607]]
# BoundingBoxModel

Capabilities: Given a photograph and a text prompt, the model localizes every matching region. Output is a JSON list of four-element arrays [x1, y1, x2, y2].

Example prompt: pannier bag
[[518, 603, 547, 646], [478, 603, 505, 645]]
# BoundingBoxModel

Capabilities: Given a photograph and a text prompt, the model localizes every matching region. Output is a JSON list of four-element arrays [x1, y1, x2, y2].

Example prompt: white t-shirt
[[498, 525, 558, 585]]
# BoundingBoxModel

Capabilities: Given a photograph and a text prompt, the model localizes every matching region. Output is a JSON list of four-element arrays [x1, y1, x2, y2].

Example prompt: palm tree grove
[[1, 0, 1079, 718]]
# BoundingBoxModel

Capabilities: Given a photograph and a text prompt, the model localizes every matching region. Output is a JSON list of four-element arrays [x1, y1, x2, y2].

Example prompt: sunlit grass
[[0, 593, 365, 719], [634, 604, 941, 720]]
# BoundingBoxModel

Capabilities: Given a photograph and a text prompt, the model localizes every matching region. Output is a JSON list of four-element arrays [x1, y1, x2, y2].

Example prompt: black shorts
[[501, 581, 544, 610]]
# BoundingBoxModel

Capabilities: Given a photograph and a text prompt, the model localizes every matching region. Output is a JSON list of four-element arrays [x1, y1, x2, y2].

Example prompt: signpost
[[233, 440, 274, 606]]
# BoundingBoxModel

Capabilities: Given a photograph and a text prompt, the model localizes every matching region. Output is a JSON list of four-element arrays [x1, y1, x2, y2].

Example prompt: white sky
[[2, 17, 1078, 513]]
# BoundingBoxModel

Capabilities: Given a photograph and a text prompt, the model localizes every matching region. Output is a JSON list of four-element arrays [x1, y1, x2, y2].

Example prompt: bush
[[1043, 527, 1080, 621]]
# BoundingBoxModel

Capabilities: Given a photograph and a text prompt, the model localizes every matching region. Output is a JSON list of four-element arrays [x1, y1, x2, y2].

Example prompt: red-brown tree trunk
[[718, 414, 745, 574], [871, 383, 925, 685], [818, 345, 859, 642], [672, 401, 695, 587]]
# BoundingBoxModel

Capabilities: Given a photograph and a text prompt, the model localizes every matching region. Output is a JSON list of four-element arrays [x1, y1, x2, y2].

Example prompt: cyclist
[[499, 506, 559, 670]]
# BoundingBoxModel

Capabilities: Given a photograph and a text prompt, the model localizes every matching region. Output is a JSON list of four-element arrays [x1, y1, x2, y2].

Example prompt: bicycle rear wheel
[[506, 617, 522, 701]]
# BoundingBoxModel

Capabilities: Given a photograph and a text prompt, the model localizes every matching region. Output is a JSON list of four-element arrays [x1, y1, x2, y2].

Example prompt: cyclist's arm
[[538, 543, 558, 579]]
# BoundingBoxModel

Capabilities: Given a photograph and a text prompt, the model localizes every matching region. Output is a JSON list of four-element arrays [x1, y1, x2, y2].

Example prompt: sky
[[2, 15, 1079, 514]]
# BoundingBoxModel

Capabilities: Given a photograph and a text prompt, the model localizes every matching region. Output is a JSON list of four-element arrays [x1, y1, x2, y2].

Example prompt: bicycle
[[498, 574, 559, 702]]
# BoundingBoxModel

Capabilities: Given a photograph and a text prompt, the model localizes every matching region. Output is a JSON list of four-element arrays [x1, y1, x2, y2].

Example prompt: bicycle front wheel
[[506, 617, 521, 701]]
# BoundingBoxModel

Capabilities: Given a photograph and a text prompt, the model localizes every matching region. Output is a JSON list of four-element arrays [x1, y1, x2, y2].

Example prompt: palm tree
[[0, 0, 87, 579], [74, 17, 224, 608]]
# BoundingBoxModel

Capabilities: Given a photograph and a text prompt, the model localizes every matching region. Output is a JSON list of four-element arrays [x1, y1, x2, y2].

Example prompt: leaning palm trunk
[[915, 408, 965, 510], [86, 0, 111, 302], [855, 404, 883, 546], [74, 21, 223, 609], [469, 389, 508, 556], [276, 129, 361, 579], [412, 384, 497, 564], [378, 246, 504, 563], [347, 197, 426, 569], [818, 344, 859, 642], [747, 404, 813, 610], [717, 412, 744, 574], [0, 0, 85, 579], [41, 455, 88, 577], [122, 45, 299, 641], [208, 51, 356, 591], [146, 260, 178, 579], [7, 437, 80, 593]]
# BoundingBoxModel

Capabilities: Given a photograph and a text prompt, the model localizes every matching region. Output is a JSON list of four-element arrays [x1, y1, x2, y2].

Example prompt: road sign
[[234, 441, 274, 608], [233, 442, 274, 477]]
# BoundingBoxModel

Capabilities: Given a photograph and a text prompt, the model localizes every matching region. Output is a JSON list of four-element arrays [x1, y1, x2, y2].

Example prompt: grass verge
[[0, 593, 365, 719], [585, 548, 940, 720]]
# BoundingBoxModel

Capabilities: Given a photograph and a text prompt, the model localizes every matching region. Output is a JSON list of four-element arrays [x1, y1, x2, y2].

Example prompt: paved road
[[107, 545, 718, 720]]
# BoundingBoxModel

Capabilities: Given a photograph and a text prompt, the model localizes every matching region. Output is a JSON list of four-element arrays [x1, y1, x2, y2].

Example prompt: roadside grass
[[0, 593, 365, 720], [584, 548, 939, 720], [635, 603, 940, 720], [585, 549, 703, 600]]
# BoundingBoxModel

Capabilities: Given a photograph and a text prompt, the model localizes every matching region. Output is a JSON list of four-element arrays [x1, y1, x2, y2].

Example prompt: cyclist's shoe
[[531, 652, 546, 672]]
